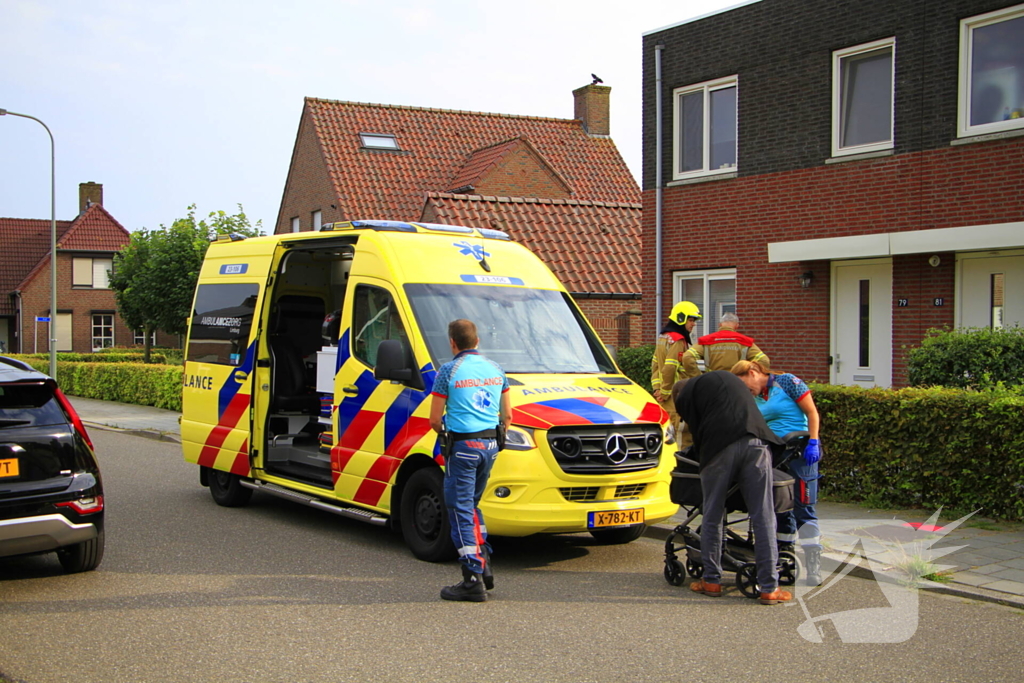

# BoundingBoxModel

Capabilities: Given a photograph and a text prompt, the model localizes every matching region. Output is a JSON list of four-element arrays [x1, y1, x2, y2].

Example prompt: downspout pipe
[[654, 44, 665, 340]]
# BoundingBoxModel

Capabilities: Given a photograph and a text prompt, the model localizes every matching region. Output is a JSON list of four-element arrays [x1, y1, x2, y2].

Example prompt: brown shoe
[[759, 588, 792, 605], [690, 579, 722, 597]]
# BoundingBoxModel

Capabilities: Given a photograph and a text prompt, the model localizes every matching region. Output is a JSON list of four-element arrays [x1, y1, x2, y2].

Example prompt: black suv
[[0, 356, 104, 572]]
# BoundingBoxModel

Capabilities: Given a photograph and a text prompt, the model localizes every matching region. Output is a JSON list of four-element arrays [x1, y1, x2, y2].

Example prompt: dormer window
[[359, 133, 400, 150]]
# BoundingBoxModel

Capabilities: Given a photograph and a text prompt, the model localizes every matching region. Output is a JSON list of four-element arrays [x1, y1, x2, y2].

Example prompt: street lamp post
[[0, 109, 57, 378]]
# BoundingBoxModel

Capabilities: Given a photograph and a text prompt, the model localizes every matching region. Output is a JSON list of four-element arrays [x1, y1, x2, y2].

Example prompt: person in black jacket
[[672, 371, 792, 604]]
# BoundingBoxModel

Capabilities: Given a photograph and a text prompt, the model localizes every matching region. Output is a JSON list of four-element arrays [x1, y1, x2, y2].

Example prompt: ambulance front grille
[[547, 425, 662, 475], [614, 483, 647, 498], [559, 487, 600, 502]]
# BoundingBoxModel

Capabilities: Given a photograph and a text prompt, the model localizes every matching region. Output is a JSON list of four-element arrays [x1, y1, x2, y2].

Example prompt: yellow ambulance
[[181, 220, 677, 560]]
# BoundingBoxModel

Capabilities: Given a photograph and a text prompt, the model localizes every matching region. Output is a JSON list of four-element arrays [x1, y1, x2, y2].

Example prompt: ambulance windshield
[[405, 284, 616, 374]]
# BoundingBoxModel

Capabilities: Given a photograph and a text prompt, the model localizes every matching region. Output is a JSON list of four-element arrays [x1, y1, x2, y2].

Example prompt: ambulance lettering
[[183, 374, 215, 390]]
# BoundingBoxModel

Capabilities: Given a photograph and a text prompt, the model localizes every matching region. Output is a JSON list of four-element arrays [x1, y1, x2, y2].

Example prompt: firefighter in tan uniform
[[651, 301, 701, 446], [682, 312, 769, 377]]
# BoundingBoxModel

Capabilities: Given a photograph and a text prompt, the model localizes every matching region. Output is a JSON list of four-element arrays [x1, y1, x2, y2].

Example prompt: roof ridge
[[305, 96, 582, 126], [426, 191, 641, 210], [57, 203, 130, 249]]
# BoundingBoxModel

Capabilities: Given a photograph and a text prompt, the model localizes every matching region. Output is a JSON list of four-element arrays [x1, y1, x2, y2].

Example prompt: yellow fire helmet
[[670, 301, 702, 324]]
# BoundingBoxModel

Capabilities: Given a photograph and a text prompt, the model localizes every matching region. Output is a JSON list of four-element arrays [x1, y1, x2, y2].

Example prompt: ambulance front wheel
[[206, 467, 253, 507], [400, 467, 456, 562]]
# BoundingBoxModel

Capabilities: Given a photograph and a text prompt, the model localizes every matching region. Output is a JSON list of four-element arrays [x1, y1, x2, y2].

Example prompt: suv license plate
[[0, 458, 19, 478], [588, 508, 644, 529]]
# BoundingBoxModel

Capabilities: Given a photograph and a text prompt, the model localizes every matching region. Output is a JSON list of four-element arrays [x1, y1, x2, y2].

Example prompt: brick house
[[0, 182, 176, 354], [642, 0, 1024, 386], [275, 85, 644, 350]]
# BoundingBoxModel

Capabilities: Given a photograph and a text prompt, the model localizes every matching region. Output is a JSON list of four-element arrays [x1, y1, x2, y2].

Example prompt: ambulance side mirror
[[374, 339, 425, 390]]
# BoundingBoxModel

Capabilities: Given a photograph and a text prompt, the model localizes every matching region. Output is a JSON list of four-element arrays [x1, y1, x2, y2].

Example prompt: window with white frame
[[91, 314, 114, 351], [959, 4, 1024, 137], [291, 216, 300, 233], [133, 328, 157, 346], [672, 269, 737, 339], [72, 257, 113, 289], [833, 38, 895, 156], [312, 210, 322, 231], [672, 76, 737, 179]]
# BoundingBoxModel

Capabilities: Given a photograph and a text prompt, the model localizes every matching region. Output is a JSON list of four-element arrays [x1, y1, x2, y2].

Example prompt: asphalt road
[[2, 429, 1023, 683]]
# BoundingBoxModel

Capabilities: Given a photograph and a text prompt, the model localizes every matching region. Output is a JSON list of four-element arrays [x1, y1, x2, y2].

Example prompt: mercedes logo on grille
[[604, 433, 630, 464]]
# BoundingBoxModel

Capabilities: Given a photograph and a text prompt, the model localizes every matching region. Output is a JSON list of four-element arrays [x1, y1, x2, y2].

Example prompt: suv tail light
[[56, 495, 104, 515], [54, 387, 94, 450]]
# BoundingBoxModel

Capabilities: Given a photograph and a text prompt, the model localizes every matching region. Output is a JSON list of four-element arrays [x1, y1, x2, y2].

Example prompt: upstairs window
[[72, 257, 112, 289], [672, 76, 737, 179], [833, 38, 895, 157], [359, 133, 400, 150], [959, 4, 1024, 137]]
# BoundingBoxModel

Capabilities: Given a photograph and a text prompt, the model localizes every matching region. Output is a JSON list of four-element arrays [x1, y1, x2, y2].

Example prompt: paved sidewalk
[[648, 500, 1024, 607], [67, 395, 1024, 606], [69, 395, 181, 443]]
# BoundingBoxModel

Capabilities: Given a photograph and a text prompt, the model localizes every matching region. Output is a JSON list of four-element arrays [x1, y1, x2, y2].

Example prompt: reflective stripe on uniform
[[776, 531, 797, 542], [800, 536, 822, 547], [457, 545, 480, 558]]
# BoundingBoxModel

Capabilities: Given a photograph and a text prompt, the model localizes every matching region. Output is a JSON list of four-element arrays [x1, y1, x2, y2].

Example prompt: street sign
[[35, 316, 50, 323]]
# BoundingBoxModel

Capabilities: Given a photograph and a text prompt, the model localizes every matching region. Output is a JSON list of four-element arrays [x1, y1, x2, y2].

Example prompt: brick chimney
[[573, 84, 611, 136], [79, 182, 103, 214]]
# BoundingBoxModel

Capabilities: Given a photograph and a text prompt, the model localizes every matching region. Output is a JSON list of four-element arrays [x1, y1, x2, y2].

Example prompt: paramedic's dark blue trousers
[[444, 438, 498, 574]]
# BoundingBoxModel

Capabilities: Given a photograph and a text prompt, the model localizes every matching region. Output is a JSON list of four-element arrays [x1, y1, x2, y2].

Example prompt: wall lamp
[[799, 271, 814, 289]]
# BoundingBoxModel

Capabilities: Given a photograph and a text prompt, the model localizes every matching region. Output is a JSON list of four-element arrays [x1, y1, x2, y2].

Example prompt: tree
[[111, 204, 263, 362]]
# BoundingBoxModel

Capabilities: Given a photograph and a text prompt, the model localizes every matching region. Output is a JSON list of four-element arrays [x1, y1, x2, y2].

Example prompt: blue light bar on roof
[[415, 222, 475, 234], [476, 228, 511, 241], [349, 220, 417, 232]]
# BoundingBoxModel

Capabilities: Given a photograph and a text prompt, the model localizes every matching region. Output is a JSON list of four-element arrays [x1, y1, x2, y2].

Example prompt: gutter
[[655, 44, 665, 339]]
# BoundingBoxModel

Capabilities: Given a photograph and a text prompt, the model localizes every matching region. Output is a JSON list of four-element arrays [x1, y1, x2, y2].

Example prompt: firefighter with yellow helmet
[[651, 301, 701, 445]]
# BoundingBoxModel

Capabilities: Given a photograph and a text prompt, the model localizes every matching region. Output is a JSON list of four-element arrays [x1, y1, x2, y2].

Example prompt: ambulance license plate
[[0, 458, 19, 478], [588, 508, 644, 528]]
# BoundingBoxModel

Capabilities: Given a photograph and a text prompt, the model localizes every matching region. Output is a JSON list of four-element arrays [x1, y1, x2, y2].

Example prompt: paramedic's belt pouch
[[496, 424, 507, 451]]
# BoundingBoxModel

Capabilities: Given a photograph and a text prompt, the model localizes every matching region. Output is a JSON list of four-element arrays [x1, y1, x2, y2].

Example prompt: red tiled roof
[[0, 204, 130, 316], [307, 98, 640, 221], [58, 204, 130, 252], [421, 192, 641, 295], [446, 138, 524, 192]]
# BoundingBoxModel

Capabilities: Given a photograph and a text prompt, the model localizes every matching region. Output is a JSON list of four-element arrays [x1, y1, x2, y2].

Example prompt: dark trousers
[[699, 436, 779, 592]]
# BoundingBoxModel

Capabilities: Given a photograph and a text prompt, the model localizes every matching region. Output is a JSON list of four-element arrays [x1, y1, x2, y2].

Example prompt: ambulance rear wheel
[[401, 467, 456, 562], [207, 467, 253, 507]]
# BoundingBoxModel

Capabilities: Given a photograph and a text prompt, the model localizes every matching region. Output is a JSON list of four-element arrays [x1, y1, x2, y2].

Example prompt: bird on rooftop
[[591, 73, 604, 85]]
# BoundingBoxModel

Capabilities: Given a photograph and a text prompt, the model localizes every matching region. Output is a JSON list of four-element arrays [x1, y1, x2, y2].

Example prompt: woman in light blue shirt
[[732, 360, 822, 586]]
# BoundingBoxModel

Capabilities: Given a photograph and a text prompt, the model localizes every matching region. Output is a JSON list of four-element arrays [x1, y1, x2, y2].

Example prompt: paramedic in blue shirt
[[430, 319, 511, 602], [732, 360, 823, 585]]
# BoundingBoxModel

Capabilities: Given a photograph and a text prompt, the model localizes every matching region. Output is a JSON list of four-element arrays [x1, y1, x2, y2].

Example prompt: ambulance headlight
[[644, 432, 663, 456], [503, 426, 536, 451]]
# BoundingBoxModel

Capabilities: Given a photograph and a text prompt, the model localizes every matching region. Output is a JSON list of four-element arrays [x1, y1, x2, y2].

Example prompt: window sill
[[667, 171, 737, 187], [950, 127, 1024, 146], [825, 149, 893, 165]]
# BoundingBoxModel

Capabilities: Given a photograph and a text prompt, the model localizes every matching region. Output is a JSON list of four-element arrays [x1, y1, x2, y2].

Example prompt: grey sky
[[1, 0, 740, 233]]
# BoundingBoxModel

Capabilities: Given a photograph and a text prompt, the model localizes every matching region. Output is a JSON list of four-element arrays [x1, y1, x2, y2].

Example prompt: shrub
[[616, 344, 654, 393], [907, 326, 1024, 389], [18, 359, 183, 411], [813, 383, 1024, 520]]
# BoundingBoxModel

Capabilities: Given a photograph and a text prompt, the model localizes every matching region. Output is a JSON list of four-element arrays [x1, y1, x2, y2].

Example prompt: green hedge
[[813, 384, 1024, 520], [19, 359, 184, 411], [907, 326, 1024, 389], [11, 352, 168, 364], [617, 344, 654, 393]]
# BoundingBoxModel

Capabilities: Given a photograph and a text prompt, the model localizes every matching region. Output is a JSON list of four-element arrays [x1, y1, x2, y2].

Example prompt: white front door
[[959, 251, 1024, 329], [832, 260, 892, 387]]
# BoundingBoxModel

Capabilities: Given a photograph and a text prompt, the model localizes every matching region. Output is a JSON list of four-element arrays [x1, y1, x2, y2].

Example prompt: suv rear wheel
[[57, 528, 105, 573], [207, 467, 253, 507]]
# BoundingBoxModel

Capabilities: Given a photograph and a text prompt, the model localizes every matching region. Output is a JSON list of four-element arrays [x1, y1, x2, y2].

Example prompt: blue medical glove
[[804, 439, 821, 466]]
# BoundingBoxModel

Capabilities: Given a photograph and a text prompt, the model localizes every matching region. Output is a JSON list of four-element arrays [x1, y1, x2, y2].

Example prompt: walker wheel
[[664, 558, 686, 586], [736, 563, 759, 599], [778, 551, 799, 586], [685, 559, 703, 579]]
